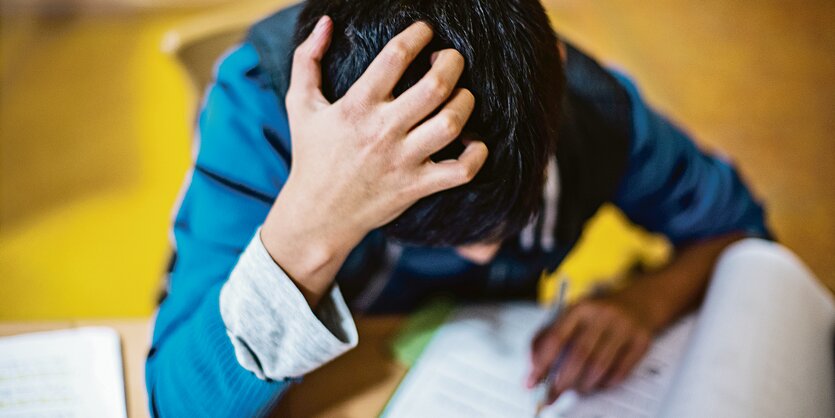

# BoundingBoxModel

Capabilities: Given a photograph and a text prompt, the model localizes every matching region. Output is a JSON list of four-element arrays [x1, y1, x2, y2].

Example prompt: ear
[[455, 241, 502, 265]]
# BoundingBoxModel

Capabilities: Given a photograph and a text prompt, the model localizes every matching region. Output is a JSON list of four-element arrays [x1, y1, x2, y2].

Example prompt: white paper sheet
[[383, 239, 835, 418], [382, 302, 697, 418], [658, 239, 835, 418], [0, 327, 127, 418]]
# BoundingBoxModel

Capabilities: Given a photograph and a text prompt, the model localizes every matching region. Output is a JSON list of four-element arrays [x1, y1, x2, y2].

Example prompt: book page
[[0, 327, 127, 418], [659, 239, 835, 418], [382, 302, 697, 418]]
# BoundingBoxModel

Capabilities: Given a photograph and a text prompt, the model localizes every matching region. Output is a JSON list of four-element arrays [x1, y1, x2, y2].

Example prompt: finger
[[288, 16, 333, 110], [551, 320, 608, 396], [527, 309, 584, 387], [390, 48, 466, 129], [578, 326, 630, 393], [418, 140, 487, 195], [603, 334, 651, 388], [348, 22, 434, 103], [403, 88, 474, 160]]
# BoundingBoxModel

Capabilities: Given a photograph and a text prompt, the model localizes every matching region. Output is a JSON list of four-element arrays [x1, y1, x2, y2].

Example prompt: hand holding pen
[[532, 278, 570, 416], [527, 277, 654, 412]]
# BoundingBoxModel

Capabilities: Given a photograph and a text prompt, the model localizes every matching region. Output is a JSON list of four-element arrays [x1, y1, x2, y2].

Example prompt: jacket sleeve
[[610, 72, 772, 246], [145, 43, 357, 417]]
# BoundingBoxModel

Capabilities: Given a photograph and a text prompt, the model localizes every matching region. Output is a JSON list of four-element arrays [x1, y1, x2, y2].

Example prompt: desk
[[0, 316, 407, 417], [273, 317, 407, 417], [0, 320, 151, 418]]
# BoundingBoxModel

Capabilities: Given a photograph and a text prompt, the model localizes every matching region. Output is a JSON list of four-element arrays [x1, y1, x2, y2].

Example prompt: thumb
[[288, 16, 333, 111]]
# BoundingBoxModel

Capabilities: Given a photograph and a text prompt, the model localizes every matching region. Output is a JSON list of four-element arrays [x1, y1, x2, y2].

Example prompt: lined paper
[[383, 303, 696, 418], [383, 239, 835, 418]]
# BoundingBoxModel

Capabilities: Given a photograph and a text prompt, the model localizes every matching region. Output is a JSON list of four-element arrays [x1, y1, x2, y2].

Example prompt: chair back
[[162, 0, 294, 94]]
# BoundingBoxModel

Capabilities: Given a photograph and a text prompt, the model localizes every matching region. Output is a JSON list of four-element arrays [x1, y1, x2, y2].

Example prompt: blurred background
[[1, 0, 833, 320]]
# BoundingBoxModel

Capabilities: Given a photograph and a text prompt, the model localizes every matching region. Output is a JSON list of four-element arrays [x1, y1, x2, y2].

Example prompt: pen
[[534, 277, 569, 418]]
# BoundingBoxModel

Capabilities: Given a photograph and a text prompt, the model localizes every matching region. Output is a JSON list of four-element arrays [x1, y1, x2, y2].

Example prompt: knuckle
[[284, 89, 300, 109], [379, 119, 403, 141], [575, 344, 592, 360], [383, 43, 409, 67], [600, 305, 619, 319], [293, 45, 310, 62], [414, 141, 435, 159], [381, 111, 407, 136], [575, 303, 594, 317], [590, 365, 606, 381], [379, 150, 399, 171], [438, 112, 460, 137], [394, 179, 417, 201], [339, 96, 369, 120], [457, 163, 476, 182], [592, 355, 611, 373], [424, 75, 451, 100]]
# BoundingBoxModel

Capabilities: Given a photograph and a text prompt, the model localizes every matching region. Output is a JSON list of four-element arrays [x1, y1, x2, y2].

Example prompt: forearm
[[612, 232, 745, 333], [261, 18, 487, 308], [147, 284, 289, 417], [261, 180, 366, 308], [147, 230, 359, 417]]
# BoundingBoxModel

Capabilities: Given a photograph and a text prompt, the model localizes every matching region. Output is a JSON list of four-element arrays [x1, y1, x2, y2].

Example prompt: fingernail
[[526, 376, 535, 388], [430, 51, 439, 64], [314, 16, 329, 35]]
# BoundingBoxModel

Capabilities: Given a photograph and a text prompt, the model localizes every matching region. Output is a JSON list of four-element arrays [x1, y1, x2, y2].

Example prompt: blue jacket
[[146, 7, 770, 417]]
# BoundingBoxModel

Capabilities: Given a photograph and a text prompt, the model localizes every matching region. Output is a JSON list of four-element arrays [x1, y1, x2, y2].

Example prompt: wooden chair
[[161, 0, 295, 95]]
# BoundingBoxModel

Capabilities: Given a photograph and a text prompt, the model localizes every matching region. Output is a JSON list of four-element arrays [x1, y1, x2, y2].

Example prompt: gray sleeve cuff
[[219, 228, 359, 380]]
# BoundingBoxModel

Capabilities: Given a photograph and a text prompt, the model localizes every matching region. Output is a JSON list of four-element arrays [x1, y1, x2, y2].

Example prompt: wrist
[[617, 233, 747, 333], [260, 215, 345, 281], [260, 186, 366, 306], [610, 278, 675, 334]]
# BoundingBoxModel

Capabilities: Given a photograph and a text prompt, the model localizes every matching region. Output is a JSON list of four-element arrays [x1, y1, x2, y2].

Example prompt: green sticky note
[[390, 297, 456, 367]]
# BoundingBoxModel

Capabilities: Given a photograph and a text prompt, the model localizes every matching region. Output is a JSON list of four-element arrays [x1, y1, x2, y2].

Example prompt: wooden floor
[[549, 0, 835, 290], [1, 0, 833, 319]]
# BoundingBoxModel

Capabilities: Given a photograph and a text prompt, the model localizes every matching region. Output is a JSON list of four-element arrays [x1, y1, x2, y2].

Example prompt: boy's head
[[294, 0, 563, 247]]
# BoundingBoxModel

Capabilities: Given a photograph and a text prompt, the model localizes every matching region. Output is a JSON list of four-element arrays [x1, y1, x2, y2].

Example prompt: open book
[[0, 327, 127, 418], [382, 239, 835, 418]]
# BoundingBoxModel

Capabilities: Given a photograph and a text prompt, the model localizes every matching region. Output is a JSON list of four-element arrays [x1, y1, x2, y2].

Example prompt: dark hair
[[294, 0, 563, 246]]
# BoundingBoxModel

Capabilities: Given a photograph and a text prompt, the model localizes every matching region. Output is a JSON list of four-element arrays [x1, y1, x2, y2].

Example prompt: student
[[145, 0, 770, 416]]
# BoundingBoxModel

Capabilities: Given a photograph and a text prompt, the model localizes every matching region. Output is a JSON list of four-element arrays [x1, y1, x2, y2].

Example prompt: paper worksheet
[[382, 302, 697, 418], [0, 327, 127, 418], [383, 239, 835, 418]]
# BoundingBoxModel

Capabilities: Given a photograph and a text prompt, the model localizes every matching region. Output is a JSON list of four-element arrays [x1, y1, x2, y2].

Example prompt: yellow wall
[[1, 12, 194, 318]]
